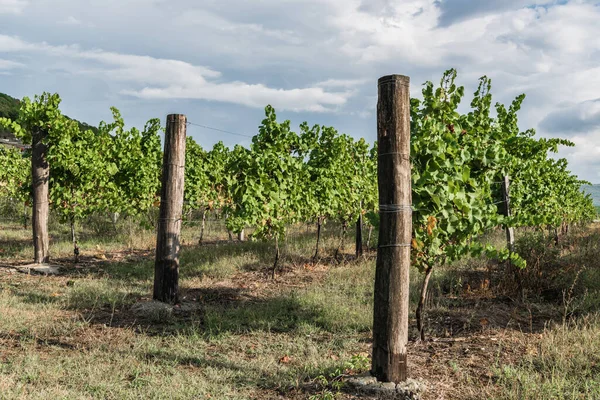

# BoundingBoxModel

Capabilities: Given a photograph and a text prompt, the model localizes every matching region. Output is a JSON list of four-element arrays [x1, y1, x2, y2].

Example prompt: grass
[[2, 215, 600, 399], [489, 315, 600, 399]]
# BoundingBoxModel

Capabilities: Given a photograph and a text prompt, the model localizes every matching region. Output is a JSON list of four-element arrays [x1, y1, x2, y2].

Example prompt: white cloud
[[558, 128, 600, 182], [59, 16, 84, 26], [0, 58, 23, 70], [175, 9, 303, 45], [540, 99, 600, 134], [124, 83, 349, 112], [1, 0, 600, 179], [314, 78, 369, 88], [0, 34, 355, 112], [0, 0, 27, 14]]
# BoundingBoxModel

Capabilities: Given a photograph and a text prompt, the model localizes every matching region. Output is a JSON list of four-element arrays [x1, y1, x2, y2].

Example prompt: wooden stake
[[153, 114, 187, 304], [502, 176, 515, 251], [356, 212, 363, 257], [371, 74, 411, 383], [31, 128, 49, 264]]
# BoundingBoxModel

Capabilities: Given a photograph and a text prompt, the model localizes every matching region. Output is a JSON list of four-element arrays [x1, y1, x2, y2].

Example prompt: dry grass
[[1, 218, 600, 399]]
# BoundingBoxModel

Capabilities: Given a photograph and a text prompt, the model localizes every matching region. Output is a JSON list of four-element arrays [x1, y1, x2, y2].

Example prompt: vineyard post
[[31, 128, 50, 264], [371, 74, 411, 383], [502, 176, 515, 251], [153, 114, 187, 304], [356, 201, 363, 257]]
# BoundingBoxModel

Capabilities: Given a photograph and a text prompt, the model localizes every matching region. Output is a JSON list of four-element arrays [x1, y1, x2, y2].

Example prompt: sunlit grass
[[2, 218, 600, 398]]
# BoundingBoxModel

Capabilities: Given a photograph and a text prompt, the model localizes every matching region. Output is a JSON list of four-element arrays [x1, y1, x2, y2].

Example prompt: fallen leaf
[[279, 355, 291, 364]]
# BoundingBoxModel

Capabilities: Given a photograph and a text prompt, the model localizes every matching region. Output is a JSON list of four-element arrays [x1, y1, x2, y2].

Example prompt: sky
[[0, 0, 599, 181]]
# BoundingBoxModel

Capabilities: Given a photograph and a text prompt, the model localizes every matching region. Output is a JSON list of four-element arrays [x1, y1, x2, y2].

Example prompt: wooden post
[[153, 114, 187, 304], [502, 176, 515, 251], [31, 129, 49, 264], [371, 74, 411, 383], [356, 212, 363, 258]]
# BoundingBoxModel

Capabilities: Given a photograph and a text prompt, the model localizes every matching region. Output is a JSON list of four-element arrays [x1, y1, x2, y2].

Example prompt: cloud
[[435, 0, 554, 27], [124, 84, 349, 112], [556, 128, 600, 182], [0, 34, 355, 112], [1, 0, 600, 180], [540, 99, 600, 134], [0, 0, 27, 14], [0, 58, 23, 70], [59, 16, 85, 26], [314, 78, 369, 88], [174, 9, 303, 45]]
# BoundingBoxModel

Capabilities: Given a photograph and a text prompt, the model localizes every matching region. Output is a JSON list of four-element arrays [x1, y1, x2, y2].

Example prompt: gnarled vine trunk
[[271, 235, 280, 279], [199, 209, 207, 244], [224, 211, 234, 242], [70, 216, 79, 263], [313, 217, 323, 260], [22, 203, 28, 230], [334, 222, 348, 262], [416, 264, 434, 341]]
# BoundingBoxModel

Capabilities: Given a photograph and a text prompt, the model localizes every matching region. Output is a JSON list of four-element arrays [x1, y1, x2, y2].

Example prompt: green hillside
[[0, 93, 19, 121], [0, 92, 97, 143], [0, 93, 20, 143]]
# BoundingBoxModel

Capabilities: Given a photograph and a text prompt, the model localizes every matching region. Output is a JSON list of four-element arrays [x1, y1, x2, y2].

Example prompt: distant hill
[[0, 92, 97, 146], [0, 93, 21, 145], [581, 185, 600, 206], [0, 93, 19, 121]]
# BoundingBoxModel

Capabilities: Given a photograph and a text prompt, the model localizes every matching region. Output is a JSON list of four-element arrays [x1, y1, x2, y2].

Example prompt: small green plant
[[308, 354, 370, 399], [345, 354, 370, 372], [308, 389, 337, 400]]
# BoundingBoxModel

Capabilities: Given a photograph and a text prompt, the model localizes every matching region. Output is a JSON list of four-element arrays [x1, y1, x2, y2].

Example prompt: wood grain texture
[[31, 129, 49, 264], [371, 74, 411, 383], [154, 114, 187, 304]]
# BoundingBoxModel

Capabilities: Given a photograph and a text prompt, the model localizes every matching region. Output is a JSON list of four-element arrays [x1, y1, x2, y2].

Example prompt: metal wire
[[186, 121, 253, 138], [378, 152, 410, 158], [379, 204, 413, 213]]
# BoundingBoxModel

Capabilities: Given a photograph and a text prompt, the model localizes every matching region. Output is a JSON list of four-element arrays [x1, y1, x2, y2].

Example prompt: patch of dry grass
[[2, 219, 600, 399]]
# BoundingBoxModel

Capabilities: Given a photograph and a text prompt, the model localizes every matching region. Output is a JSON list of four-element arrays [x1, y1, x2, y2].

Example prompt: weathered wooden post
[[31, 128, 50, 264], [356, 212, 363, 258], [154, 114, 187, 304], [502, 175, 515, 251], [371, 74, 412, 383], [356, 200, 364, 258]]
